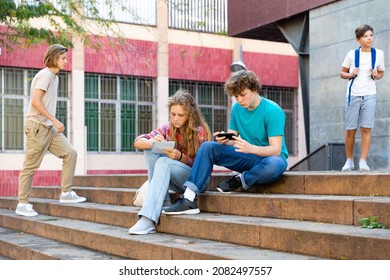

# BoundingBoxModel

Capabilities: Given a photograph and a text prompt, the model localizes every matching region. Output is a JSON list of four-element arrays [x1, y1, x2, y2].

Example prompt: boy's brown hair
[[355, 24, 374, 39], [44, 44, 68, 67], [224, 70, 262, 96]]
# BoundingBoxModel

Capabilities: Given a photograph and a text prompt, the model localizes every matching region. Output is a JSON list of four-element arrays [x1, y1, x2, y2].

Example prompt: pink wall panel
[[0, 44, 72, 71], [0, 26, 72, 70], [0, 169, 233, 196], [87, 170, 146, 175], [0, 170, 62, 196], [244, 52, 299, 88], [169, 44, 232, 83], [0, 169, 146, 196], [84, 36, 157, 77]]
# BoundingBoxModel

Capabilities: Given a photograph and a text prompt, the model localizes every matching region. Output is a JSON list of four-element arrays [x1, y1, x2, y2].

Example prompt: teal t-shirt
[[229, 97, 288, 160]]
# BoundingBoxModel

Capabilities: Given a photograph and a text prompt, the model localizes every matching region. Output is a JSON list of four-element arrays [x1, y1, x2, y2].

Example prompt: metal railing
[[169, 0, 227, 34]]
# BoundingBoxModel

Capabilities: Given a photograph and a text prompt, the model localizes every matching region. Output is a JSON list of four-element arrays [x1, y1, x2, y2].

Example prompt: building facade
[[0, 0, 303, 195]]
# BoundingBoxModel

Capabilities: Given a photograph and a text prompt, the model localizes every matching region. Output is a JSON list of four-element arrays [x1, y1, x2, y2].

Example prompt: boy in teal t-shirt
[[163, 70, 288, 215]]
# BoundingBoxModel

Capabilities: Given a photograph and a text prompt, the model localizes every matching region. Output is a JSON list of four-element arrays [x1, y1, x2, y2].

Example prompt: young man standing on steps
[[162, 70, 288, 215], [16, 44, 86, 217]]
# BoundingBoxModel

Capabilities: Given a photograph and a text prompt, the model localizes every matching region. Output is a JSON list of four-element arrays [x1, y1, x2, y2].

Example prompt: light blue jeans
[[184, 141, 288, 195], [138, 150, 208, 224]]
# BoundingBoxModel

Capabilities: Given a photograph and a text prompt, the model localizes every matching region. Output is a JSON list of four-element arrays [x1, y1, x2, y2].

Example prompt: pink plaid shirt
[[134, 123, 208, 167]]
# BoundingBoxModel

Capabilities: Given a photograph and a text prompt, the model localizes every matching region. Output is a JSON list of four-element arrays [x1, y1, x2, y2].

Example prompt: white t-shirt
[[27, 67, 59, 127], [342, 48, 385, 96]]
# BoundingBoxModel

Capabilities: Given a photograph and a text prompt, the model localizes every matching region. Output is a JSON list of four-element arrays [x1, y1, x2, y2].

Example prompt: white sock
[[61, 192, 70, 195], [17, 203, 27, 207], [138, 216, 154, 227], [183, 188, 196, 201]]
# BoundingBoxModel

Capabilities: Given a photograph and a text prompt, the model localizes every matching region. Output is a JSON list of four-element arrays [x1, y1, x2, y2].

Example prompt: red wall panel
[[244, 52, 299, 88], [0, 26, 72, 70], [169, 44, 232, 83], [0, 170, 62, 196], [84, 36, 157, 77]]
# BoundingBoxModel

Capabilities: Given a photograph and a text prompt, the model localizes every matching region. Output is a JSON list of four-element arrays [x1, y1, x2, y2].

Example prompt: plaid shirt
[[134, 123, 208, 167]]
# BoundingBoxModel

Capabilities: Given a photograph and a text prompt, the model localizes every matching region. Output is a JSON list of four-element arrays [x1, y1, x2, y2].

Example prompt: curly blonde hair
[[167, 89, 211, 157]]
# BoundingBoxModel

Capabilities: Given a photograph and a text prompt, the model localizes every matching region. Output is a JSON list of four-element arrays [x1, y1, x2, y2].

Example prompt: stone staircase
[[1, 171, 390, 260]]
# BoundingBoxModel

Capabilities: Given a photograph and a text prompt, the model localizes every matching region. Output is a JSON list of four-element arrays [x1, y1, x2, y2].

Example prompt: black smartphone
[[216, 132, 236, 140]]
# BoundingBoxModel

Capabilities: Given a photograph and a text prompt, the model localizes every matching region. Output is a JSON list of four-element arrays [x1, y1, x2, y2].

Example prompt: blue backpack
[[347, 47, 376, 105]]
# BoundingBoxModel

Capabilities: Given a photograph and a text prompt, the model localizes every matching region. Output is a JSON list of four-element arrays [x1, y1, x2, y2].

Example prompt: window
[[3, 68, 24, 150], [84, 0, 157, 25], [169, 80, 229, 133], [262, 86, 298, 156], [169, 0, 227, 34], [168, 81, 297, 156], [85, 74, 154, 152], [0, 67, 70, 152], [56, 72, 69, 133]]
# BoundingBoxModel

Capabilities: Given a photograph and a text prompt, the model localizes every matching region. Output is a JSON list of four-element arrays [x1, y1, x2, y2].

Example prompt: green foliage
[[359, 216, 386, 229], [0, 0, 124, 50]]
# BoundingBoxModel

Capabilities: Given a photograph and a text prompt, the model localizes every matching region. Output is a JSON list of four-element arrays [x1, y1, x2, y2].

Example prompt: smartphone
[[216, 132, 236, 140]]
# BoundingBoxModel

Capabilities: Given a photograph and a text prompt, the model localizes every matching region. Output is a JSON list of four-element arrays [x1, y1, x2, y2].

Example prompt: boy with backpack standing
[[340, 24, 385, 171]]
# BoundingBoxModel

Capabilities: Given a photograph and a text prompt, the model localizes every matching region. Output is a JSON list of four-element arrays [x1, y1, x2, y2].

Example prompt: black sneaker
[[161, 197, 200, 215], [217, 175, 242, 193]]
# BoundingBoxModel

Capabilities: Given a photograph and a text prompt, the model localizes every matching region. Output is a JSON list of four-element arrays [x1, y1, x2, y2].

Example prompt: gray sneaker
[[217, 175, 242, 193], [15, 203, 38, 217], [162, 197, 200, 215], [59, 191, 86, 203]]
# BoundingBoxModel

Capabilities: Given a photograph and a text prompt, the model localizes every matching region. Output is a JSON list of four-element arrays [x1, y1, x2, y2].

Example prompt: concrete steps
[[0, 209, 320, 260], [71, 172, 390, 196], [0, 226, 124, 260], [26, 185, 390, 226], [0, 172, 390, 259]]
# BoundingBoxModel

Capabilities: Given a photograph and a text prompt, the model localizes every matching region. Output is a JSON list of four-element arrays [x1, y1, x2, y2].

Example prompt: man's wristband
[[178, 151, 183, 161]]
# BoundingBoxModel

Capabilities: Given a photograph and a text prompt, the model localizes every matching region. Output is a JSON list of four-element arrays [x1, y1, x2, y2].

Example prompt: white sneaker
[[129, 217, 156, 235], [341, 160, 354, 171], [59, 191, 86, 203], [129, 224, 156, 235], [15, 203, 38, 217], [359, 160, 370, 171]]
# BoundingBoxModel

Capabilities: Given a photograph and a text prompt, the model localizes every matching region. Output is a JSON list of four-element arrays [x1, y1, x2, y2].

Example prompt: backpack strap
[[348, 48, 360, 106], [354, 47, 360, 68], [371, 47, 376, 79], [371, 47, 376, 69]]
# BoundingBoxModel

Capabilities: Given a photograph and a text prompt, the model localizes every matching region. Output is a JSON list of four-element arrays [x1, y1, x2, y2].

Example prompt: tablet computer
[[152, 141, 175, 154]]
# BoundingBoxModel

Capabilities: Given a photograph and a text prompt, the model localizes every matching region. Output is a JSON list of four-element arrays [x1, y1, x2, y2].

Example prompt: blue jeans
[[138, 150, 208, 224], [184, 141, 288, 195]]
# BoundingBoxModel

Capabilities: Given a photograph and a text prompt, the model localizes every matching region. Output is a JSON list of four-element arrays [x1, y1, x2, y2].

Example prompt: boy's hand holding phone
[[214, 131, 236, 144]]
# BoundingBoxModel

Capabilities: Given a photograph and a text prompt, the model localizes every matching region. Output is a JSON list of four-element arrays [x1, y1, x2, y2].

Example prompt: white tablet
[[151, 141, 175, 154]]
